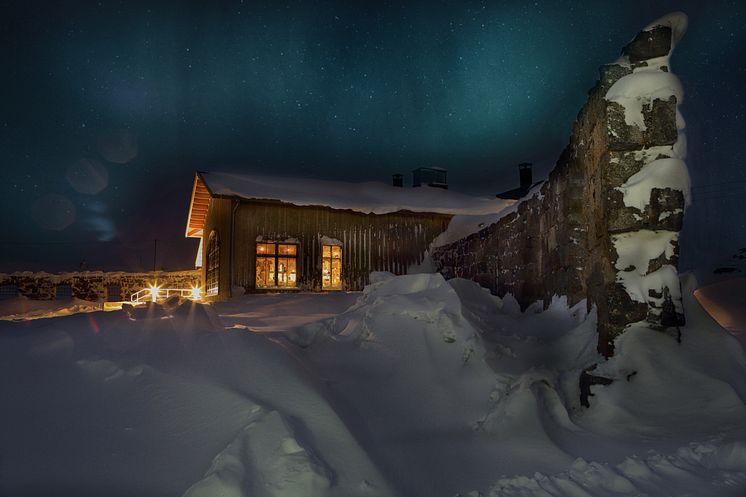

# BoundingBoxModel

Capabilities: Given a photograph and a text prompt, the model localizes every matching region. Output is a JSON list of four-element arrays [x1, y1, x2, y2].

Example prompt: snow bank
[[200, 171, 511, 216], [0, 296, 101, 321], [0, 299, 394, 497], [581, 274, 746, 441], [2, 272, 746, 497], [471, 274, 746, 497], [183, 409, 334, 497]]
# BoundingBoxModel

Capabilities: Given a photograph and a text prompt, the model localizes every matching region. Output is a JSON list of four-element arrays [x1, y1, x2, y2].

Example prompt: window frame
[[255, 241, 300, 289], [205, 230, 220, 297], [321, 243, 343, 290]]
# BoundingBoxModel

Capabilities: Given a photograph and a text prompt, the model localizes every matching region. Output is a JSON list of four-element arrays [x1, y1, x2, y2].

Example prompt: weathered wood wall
[[211, 200, 452, 292], [201, 197, 235, 301]]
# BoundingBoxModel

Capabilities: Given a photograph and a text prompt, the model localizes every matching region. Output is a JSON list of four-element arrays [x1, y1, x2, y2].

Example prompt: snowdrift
[[1, 273, 746, 497], [0, 296, 100, 321]]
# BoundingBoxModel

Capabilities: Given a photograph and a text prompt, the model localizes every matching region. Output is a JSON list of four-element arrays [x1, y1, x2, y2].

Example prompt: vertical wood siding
[[228, 200, 451, 292], [202, 197, 234, 300]]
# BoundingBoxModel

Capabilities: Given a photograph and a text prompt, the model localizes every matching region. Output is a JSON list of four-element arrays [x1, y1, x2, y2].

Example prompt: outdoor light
[[148, 284, 160, 302], [191, 286, 201, 300]]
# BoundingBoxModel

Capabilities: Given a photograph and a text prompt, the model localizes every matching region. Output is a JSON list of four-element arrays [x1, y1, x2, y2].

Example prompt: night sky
[[2, 1, 745, 273]]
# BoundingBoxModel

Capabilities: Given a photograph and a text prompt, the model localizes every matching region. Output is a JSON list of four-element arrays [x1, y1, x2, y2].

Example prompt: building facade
[[185, 172, 506, 300]]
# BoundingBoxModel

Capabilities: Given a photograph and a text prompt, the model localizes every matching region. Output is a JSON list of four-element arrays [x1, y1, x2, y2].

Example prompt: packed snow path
[[1, 273, 746, 497]]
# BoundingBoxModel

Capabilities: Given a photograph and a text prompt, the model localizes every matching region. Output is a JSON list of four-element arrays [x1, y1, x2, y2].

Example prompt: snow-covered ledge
[[599, 12, 691, 349]]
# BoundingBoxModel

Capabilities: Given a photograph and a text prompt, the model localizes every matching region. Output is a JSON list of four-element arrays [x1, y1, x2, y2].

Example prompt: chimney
[[392, 173, 404, 187], [519, 162, 532, 190], [412, 167, 448, 189]]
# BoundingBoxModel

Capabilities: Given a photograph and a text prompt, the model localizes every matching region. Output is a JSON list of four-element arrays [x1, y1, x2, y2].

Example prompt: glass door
[[322, 244, 342, 290]]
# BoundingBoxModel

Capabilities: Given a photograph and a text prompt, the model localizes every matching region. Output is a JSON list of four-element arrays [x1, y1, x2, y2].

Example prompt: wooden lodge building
[[185, 170, 507, 300]]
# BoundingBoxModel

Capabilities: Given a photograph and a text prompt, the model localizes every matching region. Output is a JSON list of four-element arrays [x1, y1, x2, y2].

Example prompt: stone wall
[[0, 270, 201, 302], [432, 13, 690, 356]]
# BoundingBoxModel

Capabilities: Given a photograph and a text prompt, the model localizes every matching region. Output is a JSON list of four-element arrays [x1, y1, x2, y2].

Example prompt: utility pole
[[153, 239, 157, 273]]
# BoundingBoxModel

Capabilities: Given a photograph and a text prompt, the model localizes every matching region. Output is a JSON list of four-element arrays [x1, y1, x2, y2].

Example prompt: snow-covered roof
[[186, 171, 512, 238], [186, 171, 511, 237]]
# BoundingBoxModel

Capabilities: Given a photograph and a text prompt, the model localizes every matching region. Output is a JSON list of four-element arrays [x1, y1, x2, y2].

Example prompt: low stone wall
[[432, 14, 689, 356], [0, 270, 201, 302]]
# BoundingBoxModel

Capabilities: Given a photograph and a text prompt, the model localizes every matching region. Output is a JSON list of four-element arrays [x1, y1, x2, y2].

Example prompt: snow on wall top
[[199, 171, 511, 216], [605, 11, 690, 215], [643, 11, 688, 47], [606, 11, 688, 116]]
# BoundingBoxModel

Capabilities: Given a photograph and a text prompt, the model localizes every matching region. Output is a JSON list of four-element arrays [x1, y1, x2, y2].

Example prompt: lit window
[[206, 231, 220, 296], [256, 242, 298, 288], [322, 244, 342, 290]]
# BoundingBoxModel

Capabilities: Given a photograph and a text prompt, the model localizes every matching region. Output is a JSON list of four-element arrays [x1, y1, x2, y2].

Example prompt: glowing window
[[256, 242, 298, 288], [322, 244, 342, 290], [206, 231, 220, 296]]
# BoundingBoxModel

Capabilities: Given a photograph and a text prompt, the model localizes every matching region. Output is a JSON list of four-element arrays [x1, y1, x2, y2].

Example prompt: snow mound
[[0, 296, 101, 321], [586, 274, 746, 438], [0, 302, 394, 497], [2, 272, 746, 497], [184, 408, 334, 497]]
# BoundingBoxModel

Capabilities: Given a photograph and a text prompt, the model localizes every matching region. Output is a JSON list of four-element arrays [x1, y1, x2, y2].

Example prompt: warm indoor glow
[[256, 242, 298, 289], [322, 244, 342, 290]]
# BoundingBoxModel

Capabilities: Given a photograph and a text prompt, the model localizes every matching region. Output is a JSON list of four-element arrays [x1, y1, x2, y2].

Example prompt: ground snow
[[1, 273, 745, 497], [0, 296, 101, 321]]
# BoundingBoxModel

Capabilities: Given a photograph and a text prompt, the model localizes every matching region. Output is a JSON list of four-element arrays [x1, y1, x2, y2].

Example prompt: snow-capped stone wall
[[0, 270, 200, 301], [432, 13, 690, 356]]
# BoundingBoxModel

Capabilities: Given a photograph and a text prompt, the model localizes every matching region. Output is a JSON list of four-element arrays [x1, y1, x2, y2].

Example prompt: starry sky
[[1, 0, 745, 273]]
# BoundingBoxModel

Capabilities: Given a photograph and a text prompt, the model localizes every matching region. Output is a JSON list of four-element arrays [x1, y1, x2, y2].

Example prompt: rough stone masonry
[[432, 13, 690, 356]]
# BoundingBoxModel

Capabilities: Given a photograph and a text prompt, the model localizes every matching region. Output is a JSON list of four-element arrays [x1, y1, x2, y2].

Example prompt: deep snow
[[1, 273, 745, 497]]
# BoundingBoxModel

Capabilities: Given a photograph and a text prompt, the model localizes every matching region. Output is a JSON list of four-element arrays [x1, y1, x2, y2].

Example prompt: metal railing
[[130, 288, 197, 303]]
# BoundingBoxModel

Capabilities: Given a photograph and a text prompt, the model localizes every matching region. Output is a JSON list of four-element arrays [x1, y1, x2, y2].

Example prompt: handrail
[[130, 287, 199, 303]]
